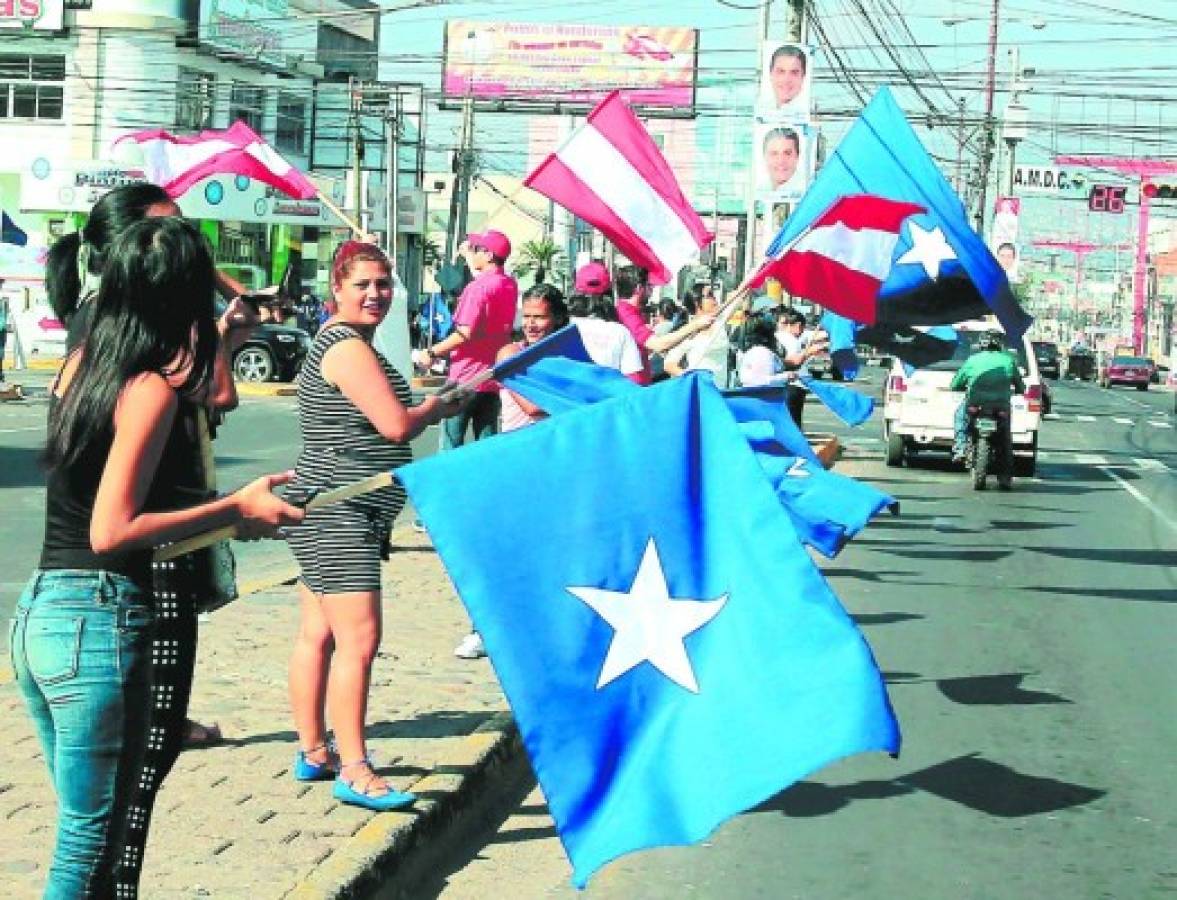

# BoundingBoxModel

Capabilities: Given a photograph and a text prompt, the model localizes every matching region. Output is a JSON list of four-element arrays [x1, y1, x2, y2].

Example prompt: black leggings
[[113, 556, 199, 897], [786, 383, 807, 431]]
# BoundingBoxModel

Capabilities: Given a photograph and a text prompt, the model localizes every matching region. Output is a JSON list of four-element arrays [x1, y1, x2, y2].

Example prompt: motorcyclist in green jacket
[[950, 330, 1027, 481]]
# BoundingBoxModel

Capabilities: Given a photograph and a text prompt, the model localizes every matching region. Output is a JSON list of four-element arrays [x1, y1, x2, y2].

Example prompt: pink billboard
[[442, 20, 698, 115]]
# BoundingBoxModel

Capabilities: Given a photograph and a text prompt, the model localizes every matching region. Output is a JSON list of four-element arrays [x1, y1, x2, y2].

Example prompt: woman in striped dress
[[284, 241, 460, 811]]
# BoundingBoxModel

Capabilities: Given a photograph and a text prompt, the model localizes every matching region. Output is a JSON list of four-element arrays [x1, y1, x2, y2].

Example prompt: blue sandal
[[293, 742, 335, 782], [333, 760, 416, 811]]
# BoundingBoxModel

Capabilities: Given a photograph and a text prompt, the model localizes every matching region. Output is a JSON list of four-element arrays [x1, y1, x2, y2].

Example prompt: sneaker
[[454, 632, 486, 659]]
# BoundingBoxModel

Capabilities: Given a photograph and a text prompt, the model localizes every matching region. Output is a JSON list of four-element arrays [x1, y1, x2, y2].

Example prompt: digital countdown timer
[[1088, 184, 1127, 213]]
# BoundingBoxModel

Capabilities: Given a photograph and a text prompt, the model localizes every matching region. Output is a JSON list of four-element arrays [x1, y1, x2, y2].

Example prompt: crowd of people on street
[[10, 197, 841, 894]]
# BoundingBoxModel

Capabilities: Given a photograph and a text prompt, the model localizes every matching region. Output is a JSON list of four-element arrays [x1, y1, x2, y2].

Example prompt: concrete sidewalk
[[0, 524, 520, 898]]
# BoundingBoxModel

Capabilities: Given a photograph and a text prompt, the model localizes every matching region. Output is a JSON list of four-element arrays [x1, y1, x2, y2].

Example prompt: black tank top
[[40, 396, 207, 590]]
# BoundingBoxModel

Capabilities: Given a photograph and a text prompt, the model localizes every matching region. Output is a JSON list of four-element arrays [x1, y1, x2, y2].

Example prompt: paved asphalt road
[[3, 371, 1174, 898], [421, 375, 1176, 899], [0, 375, 441, 630]]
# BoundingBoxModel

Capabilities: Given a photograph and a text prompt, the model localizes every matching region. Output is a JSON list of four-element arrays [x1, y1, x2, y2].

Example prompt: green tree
[[513, 238, 566, 287]]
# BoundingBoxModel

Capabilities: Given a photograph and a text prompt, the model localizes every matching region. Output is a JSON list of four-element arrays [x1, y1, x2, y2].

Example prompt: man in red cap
[[574, 260, 612, 296], [413, 229, 518, 449], [610, 264, 716, 385]]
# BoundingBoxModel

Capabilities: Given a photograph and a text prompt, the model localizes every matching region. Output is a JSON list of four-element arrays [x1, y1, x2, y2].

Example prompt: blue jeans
[[953, 400, 969, 457], [442, 391, 501, 450], [9, 570, 155, 899]]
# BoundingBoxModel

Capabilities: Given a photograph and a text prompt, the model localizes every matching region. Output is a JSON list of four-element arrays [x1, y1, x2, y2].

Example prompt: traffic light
[[1142, 182, 1176, 200]]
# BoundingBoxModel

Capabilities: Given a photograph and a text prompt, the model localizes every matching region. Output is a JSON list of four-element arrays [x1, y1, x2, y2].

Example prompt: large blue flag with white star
[[769, 86, 1031, 362], [398, 374, 900, 886]]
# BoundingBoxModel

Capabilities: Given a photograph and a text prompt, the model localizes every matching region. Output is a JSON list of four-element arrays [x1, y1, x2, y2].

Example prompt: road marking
[[1076, 415, 1096, 422], [0, 425, 43, 434], [1149, 421, 1173, 429], [1113, 417, 1132, 425], [1133, 458, 1169, 472], [1073, 453, 1109, 465], [1043, 413, 1061, 420], [1100, 466, 1177, 534]]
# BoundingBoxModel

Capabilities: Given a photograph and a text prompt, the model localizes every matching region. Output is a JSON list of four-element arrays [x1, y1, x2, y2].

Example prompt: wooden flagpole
[[316, 191, 366, 238]]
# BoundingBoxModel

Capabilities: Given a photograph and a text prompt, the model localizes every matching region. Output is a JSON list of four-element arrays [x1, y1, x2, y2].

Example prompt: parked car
[[1100, 355, 1152, 391], [232, 323, 311, 382], [882, 321, 1043, 476], [1032, 340, 1061, 379]]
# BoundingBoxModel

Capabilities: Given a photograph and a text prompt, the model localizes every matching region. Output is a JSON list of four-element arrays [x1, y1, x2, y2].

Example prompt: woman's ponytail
[[45, 230, 83, 324]]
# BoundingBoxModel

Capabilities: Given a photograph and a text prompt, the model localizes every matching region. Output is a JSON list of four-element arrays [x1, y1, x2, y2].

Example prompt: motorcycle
[[964, 403, 1012, 491]]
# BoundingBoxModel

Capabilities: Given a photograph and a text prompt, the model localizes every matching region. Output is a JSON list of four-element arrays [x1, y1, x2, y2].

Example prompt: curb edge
[[284, 711, 523, 900]]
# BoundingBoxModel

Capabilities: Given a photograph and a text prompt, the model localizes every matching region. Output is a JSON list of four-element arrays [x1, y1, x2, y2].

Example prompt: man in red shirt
[[415, 230, 518, 448], [611, 264, 714, 385]]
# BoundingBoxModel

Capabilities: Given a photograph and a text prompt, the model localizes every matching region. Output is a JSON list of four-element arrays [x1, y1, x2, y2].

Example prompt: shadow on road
[[936, 673, 1071, 706], [755, 778, 914, 817], [822, 568, 920, 583], [987, 519, 1072, 532], [898, 753, 1104, 817], [759, 753, 1104, 820], [871, 547, 1014, 562], [851, 612, 925, 626], [1027, 547, 1177, 567], [1033, 585, 1177, 604]]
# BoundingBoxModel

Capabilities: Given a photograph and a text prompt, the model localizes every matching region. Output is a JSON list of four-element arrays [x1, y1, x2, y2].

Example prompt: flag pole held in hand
[[152, 473, 395, 562]]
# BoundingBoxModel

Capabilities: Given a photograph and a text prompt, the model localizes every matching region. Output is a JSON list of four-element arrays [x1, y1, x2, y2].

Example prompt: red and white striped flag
[[114, 122, 319, 201], [749, 194, 925, 323], [524, 91, 712, 285]]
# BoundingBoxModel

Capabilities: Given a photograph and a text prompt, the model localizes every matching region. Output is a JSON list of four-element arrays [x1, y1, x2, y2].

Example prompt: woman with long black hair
[[10, 216, 303, 898]]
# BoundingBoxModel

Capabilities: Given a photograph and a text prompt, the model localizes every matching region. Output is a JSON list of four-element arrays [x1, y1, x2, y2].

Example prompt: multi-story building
[[0, 0, 430, 354]]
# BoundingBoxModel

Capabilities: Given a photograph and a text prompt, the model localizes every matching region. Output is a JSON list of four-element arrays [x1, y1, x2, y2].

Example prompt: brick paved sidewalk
[[0, 525, 512, 898]]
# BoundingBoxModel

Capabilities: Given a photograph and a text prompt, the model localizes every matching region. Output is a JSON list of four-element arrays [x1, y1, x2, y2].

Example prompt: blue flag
[[770, 87, 1032, 344], [1, 210, 27, 247], [760, 454, 898, 558], [398, 375, 900, 886], [798, 375, 875, 427], [417, 292, 453, 343], [722, 384, 820, 463], [496, 328, 634, 415], [825, 310, 961, 371]]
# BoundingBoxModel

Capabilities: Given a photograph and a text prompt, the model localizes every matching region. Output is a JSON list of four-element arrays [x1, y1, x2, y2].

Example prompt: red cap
[[575, 261, 612, 295], [465, 229, 512, 260]]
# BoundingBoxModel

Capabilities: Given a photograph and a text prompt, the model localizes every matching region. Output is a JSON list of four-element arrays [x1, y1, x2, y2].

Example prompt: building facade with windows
[[0, 0, 394, 354]]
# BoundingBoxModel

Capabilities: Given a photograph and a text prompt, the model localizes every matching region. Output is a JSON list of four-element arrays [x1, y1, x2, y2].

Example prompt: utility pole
[[743, 0, 771, 278], [955, 96, 967, 196], [454, 98, 476, 250], [384, 93, 401, 266], [349, 77, 366, 233], [976, 0, 1001, 233]]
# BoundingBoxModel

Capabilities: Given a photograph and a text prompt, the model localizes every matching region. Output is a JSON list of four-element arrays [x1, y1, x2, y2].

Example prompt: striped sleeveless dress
[[284, 323, 414, 594]]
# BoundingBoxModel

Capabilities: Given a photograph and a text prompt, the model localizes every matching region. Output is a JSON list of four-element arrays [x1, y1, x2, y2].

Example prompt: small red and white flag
[[524, 91, 712, 285], [114, 122, 319, 201], [749, 194, 925, 323]]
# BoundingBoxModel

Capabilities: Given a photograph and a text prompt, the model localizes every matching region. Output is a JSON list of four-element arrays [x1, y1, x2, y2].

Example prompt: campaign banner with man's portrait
[[990, 195, 1021, 284], [754, 123, 815, 203], [756, 42, 814, 124]]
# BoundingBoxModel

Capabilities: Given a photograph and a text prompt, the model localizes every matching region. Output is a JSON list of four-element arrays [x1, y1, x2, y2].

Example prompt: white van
[[881, 320, 1044, 475]]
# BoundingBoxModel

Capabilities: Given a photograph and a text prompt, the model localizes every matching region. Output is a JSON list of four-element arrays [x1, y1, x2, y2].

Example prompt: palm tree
[[513, 238, 566, 287]]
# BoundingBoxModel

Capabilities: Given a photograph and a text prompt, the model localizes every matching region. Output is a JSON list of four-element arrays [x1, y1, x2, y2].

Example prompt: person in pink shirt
[[609, 264, 715, 385], [413, 230, 518, 448]]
